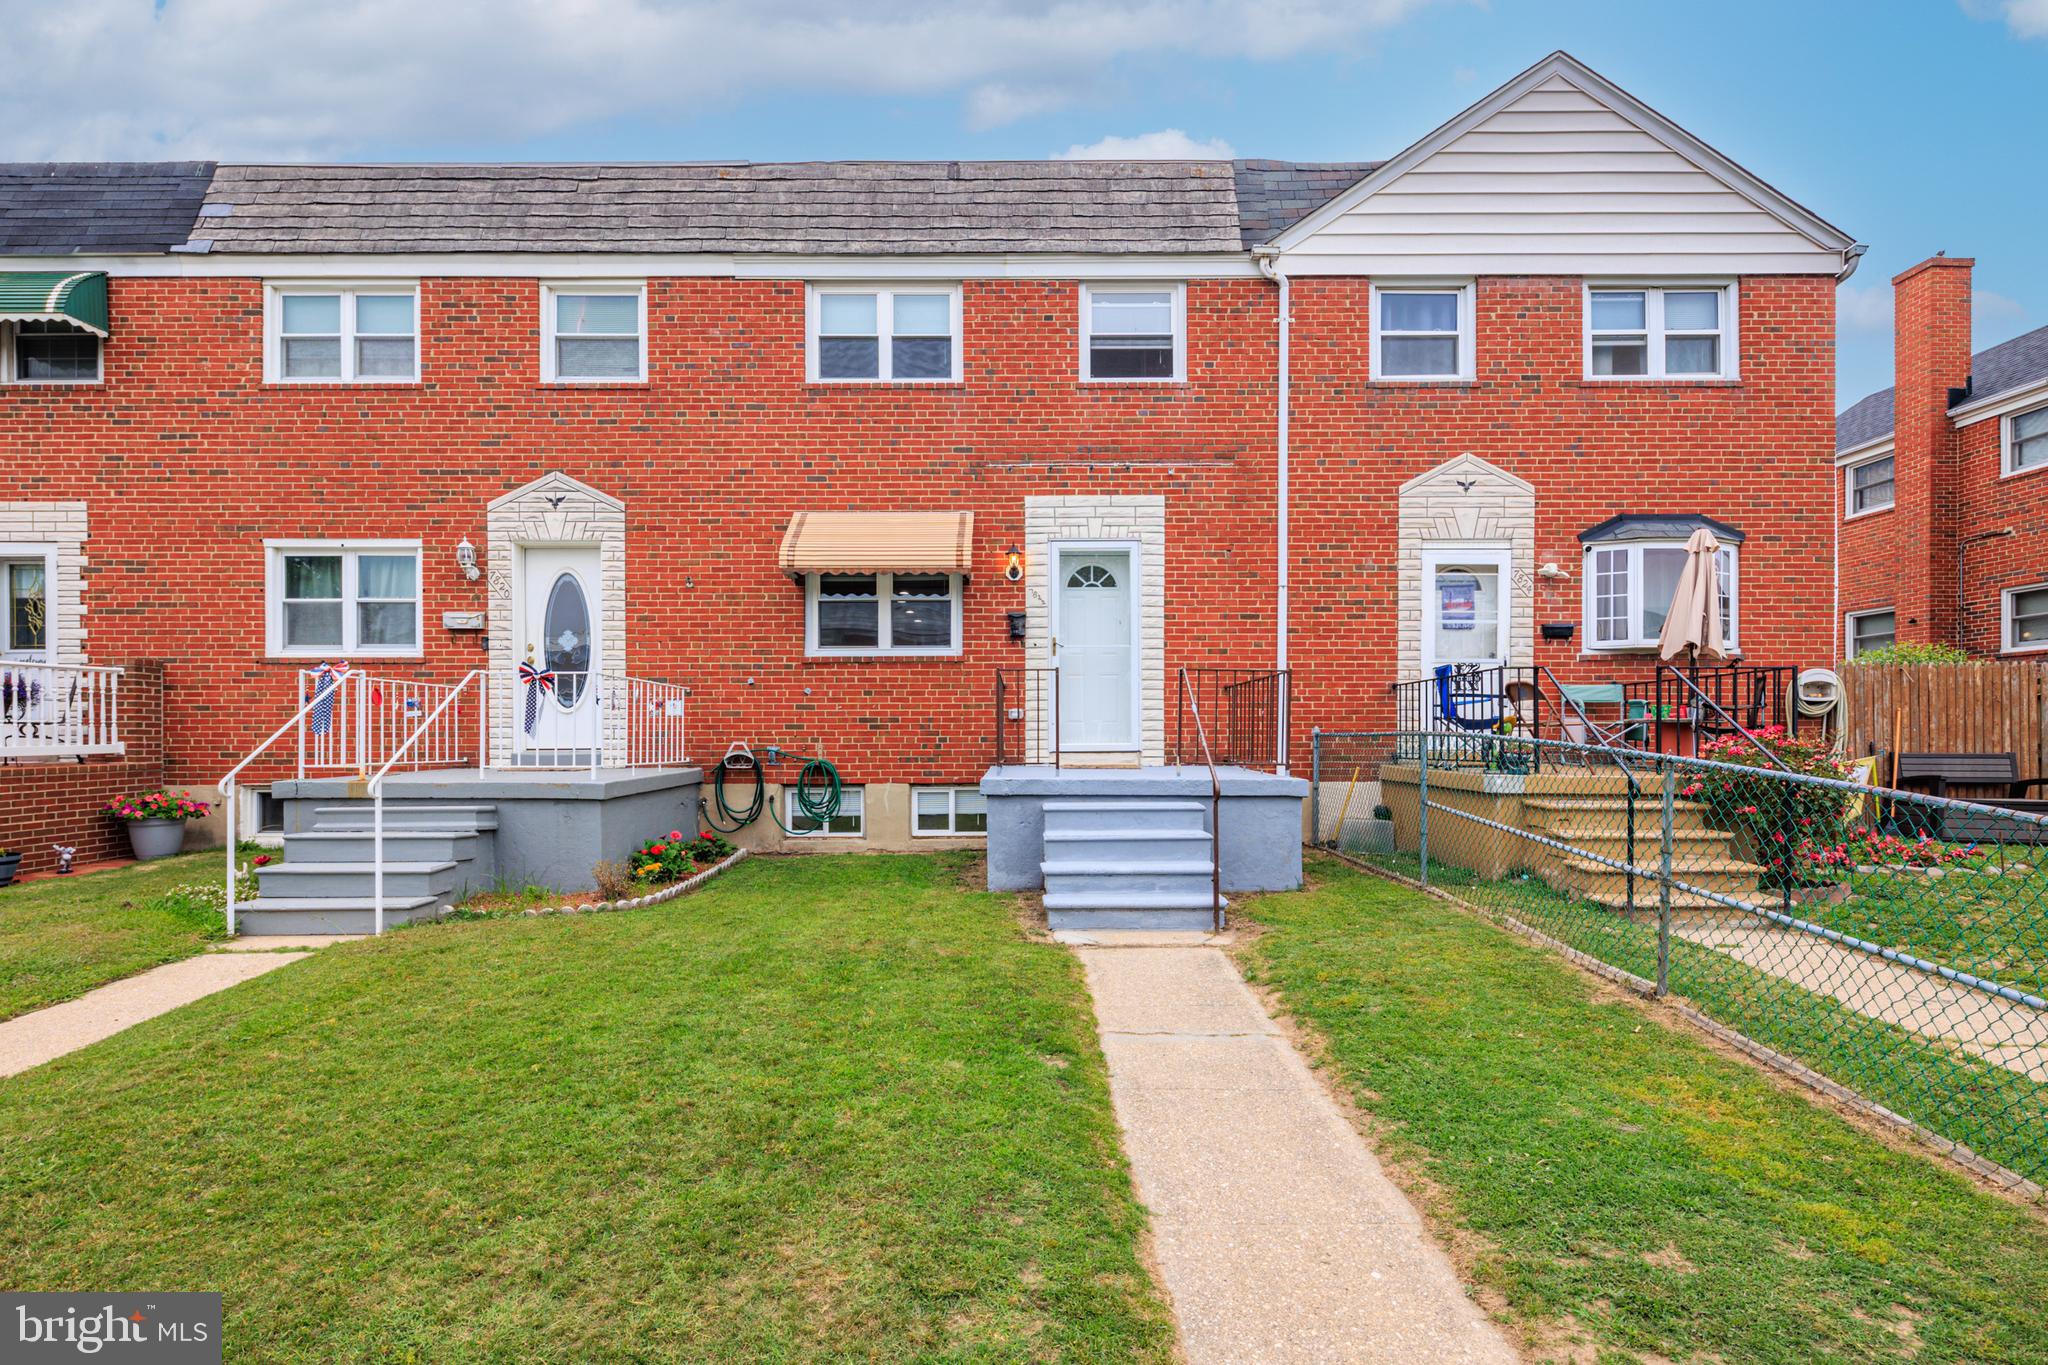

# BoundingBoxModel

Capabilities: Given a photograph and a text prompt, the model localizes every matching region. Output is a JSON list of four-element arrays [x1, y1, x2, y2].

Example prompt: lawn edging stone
[[513, 849, 750, 920]]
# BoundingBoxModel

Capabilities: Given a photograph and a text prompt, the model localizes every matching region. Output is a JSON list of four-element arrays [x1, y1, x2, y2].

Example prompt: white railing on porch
[[0, 662, 124, 760], [370, 670, 486, 935], [618, 675, 690, 768], [296, 669, 481, 777], [508, 672, 690, 772]]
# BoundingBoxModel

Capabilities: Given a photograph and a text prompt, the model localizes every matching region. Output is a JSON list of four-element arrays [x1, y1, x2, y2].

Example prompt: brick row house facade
[[1837, 256, 2048, 659], [1, 53, 1861, 907]]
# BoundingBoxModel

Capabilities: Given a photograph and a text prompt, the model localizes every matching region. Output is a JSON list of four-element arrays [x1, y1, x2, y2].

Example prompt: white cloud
[[1838, 282, 2029, 349], [0, 0, 1446, 159], [1995, 0, 2048, 37], [1060, 129, 1236, 159], [1837, 284, 1892, 333]]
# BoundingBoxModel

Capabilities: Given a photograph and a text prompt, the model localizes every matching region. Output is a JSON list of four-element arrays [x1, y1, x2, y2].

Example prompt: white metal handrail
[[296, 670, 474, 777], [619, 674, 690, 768], [0, 661, 124, 760], [509, 672, 691, 772], [370, 670, 487, 936], [217, 670, 354, 936]]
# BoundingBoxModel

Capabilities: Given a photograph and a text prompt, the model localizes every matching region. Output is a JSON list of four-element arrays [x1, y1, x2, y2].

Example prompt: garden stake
[[1331, 767, 1362, 848]]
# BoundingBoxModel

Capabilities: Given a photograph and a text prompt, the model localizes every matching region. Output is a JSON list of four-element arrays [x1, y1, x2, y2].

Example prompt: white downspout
[[1255, 247, 1291, 774]]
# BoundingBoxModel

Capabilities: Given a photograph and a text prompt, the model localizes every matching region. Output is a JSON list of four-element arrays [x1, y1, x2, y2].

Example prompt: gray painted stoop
[[1040, 799, 1227, 932], [239, 803, 499, 935]]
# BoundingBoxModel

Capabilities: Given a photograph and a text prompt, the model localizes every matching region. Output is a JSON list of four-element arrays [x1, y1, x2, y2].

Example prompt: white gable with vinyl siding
[[1267, 54, 1859, 278]]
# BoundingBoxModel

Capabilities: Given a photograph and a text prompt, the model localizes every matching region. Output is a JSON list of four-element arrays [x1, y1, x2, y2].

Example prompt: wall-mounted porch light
[[455, 536, 480, 581], [1003, 546, 1024, 582]]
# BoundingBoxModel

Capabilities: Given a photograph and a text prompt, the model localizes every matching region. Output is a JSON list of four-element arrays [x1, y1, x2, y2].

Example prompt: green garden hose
[[699, 748, 843, 835]]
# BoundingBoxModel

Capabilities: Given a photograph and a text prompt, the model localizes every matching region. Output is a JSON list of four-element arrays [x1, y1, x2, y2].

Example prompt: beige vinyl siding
[[1281, 76, 1844, 276]]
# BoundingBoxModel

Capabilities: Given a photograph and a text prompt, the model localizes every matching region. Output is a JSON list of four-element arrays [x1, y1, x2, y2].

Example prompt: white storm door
[[1055, 549, 1136, 749], [518, 546, 602, 756], [1421, 548, 1510, 678]]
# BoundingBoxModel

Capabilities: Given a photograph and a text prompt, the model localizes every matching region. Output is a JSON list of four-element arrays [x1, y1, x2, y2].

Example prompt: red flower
[[648, 843, 666, 855], [252, 854, 271, 866], [668, 830, 684, 842]]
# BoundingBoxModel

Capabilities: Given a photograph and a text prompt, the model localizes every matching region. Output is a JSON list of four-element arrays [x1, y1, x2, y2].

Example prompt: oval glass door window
[[543, 572, 591, 706]]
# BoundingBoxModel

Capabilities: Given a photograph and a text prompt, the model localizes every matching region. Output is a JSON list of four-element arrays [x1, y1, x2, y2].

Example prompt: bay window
[[1584, 539, 1738, 650]]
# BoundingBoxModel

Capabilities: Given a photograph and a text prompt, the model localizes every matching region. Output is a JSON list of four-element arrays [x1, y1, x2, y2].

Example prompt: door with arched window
[[517, 545, 602, 761], [1054, 548, 1136, 750]]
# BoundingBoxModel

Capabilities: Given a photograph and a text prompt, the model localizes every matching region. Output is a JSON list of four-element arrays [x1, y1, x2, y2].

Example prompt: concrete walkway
[[1068, 934, 1515, 1364], [0, 950, 313, 1078]]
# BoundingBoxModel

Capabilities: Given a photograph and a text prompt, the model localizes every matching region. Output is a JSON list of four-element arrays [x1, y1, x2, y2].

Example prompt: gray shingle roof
[[0, 162, 216, 255], [0, 158, 1376, 257], [1838, 321, 2048, 452], [1232, 160, 1382, 246]]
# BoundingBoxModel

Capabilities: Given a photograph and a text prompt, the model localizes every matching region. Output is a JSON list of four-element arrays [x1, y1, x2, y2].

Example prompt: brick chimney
[[1889, 256, 1972, 644]]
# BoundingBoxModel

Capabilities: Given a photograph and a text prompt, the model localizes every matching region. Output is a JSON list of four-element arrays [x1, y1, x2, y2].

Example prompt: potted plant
[[107, 791, 212, 861], [0, 848, 19, 887]]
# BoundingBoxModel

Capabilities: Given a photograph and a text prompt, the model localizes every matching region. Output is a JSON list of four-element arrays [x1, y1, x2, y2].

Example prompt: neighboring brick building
[[2, 52, 1861, 864], [1837, 257, 2048, 659]]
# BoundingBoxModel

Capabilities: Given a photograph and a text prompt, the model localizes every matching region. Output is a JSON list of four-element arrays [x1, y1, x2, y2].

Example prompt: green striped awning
[[0, 272, 109, 337]]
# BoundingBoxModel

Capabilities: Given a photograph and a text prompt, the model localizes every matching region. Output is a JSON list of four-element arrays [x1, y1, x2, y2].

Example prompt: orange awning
[[778, 511, 975, 576]]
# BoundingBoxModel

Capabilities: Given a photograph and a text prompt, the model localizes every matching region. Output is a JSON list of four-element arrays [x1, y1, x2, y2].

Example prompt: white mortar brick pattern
[[1023, 495, 1167, 764], [0, 502, 89, 665]]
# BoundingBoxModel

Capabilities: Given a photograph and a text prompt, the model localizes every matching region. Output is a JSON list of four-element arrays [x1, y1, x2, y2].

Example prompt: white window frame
[[2002, 402, 2048, 479], [0, 543, 59, 661], [1843, 451, 1896, 518], [911, 786, 988, 838], [2003, 582, 2048, 655], [263, 539, 424, 659], [1079, 283, 1185, 383], [539, 282, 647, 384], [806, 284, 962, 384], [803, 571, 963, 658], [1580, 540, 1740, 651], [1582, 282, 1738, 382], [1370, 282, 1473, 383], [0, 322, 103, 385], [264, 283, 421, 384], [1844, 608, 1897, 659], [785, 784, 865, 837]]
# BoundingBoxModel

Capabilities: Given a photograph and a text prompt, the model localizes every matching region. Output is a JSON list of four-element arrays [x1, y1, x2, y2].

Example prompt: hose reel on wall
[[700, 741, 845, 835]]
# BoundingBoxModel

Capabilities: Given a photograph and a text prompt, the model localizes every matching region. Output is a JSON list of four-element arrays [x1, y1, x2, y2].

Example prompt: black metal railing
[[1173, 667, 1291, 771], [1619, 663, 1797, 756], [1177, 668, 1225, 933], [992, 667, 1059, 768]]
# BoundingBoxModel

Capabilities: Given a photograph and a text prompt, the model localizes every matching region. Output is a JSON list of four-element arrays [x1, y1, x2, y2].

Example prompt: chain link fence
[[1311, 727, 2048, 1194]]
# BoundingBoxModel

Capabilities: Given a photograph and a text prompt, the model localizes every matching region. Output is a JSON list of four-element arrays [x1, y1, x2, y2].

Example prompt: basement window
[[1081, 285, 1182, 381], [2005, 584, 2048, 654], [787, 785, 864, 837], [1585, 285, 1735, 380], [1846, 609, 1896, 658], [913, 786, 988, 837]]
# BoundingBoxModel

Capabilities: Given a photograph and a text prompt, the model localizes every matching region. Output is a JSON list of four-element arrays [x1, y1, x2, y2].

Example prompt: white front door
[[1055, 548, 1136, 750], [1421, 547, 1510, 678], [517, 546, 602, 759]]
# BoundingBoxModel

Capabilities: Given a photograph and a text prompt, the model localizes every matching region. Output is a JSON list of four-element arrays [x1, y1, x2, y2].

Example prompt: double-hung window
[[1846, 609, 1896, 658], [810, 286, 959, 382], [1, 552, 52, 659], [1081, 285, 1181, 380], [806, 572, 960, 656], [2, 322, 101, 384], [1371, 285, 1471, 381], [1586, 285, 1733, 380], [542, 285, 645, 382], [2005, 403, 2048, 477], [1845, 453, 1895, 516], [1585, 540, 1738, 649], [267, 541, 422, 657], [269, 286, 419, 382], [2006, 584, 2048, 653], [914, 787, 988, 836]]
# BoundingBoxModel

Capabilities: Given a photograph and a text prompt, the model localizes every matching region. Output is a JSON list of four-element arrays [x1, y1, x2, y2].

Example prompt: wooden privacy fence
[[1841, 662, 2048, 777]]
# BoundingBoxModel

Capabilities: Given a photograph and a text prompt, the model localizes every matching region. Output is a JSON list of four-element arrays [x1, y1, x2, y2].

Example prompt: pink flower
[[668, 830, 684, 842]]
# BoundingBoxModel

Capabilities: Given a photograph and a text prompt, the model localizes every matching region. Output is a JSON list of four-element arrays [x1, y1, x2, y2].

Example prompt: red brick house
[[1837, 256, 2048, 660], [0, 53, 1860, 925]]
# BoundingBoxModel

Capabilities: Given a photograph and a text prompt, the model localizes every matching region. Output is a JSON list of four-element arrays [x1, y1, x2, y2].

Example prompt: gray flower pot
[[0, 852, 20, 887], [125, 818, 188, 862]]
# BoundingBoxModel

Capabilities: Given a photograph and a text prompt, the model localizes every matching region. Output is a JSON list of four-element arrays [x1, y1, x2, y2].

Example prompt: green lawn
[[1810, 865, 2048, 999], [1239, 854, 2048, 1365], [0, 851, 231, 1020], [0, 853, 1175, 1363]]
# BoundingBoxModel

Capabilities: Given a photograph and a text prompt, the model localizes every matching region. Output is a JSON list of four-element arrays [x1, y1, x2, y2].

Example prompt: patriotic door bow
[[305, 661, 350, 736], [519, 660, 556, 736]]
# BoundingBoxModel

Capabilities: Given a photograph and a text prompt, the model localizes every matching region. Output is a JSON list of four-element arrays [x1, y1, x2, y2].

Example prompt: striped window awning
[[778, 511, 976, 576], [0, 272, 110, 337]]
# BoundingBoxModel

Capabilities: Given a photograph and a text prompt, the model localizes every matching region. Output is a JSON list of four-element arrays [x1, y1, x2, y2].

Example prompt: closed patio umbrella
[[1656, 527, 1728, 665]]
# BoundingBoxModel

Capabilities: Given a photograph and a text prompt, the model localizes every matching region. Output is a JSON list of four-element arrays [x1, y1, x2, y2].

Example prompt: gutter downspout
[[1831, 244, 1868, 659], [1255, 246, 1290, 774]]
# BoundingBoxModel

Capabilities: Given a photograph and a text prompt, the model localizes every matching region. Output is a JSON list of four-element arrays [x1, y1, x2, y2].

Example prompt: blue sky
[[11, 0, 2046, 410]]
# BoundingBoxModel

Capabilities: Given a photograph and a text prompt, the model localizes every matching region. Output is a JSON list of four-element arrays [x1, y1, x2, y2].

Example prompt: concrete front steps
[[1523, 795, 1766, 916], [238, 803, 498, 935], [1040, 799, 1227, 932]]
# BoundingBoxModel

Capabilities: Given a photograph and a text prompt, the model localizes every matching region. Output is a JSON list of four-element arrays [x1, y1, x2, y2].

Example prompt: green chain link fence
[[1311, 726, 2048, 1193]]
